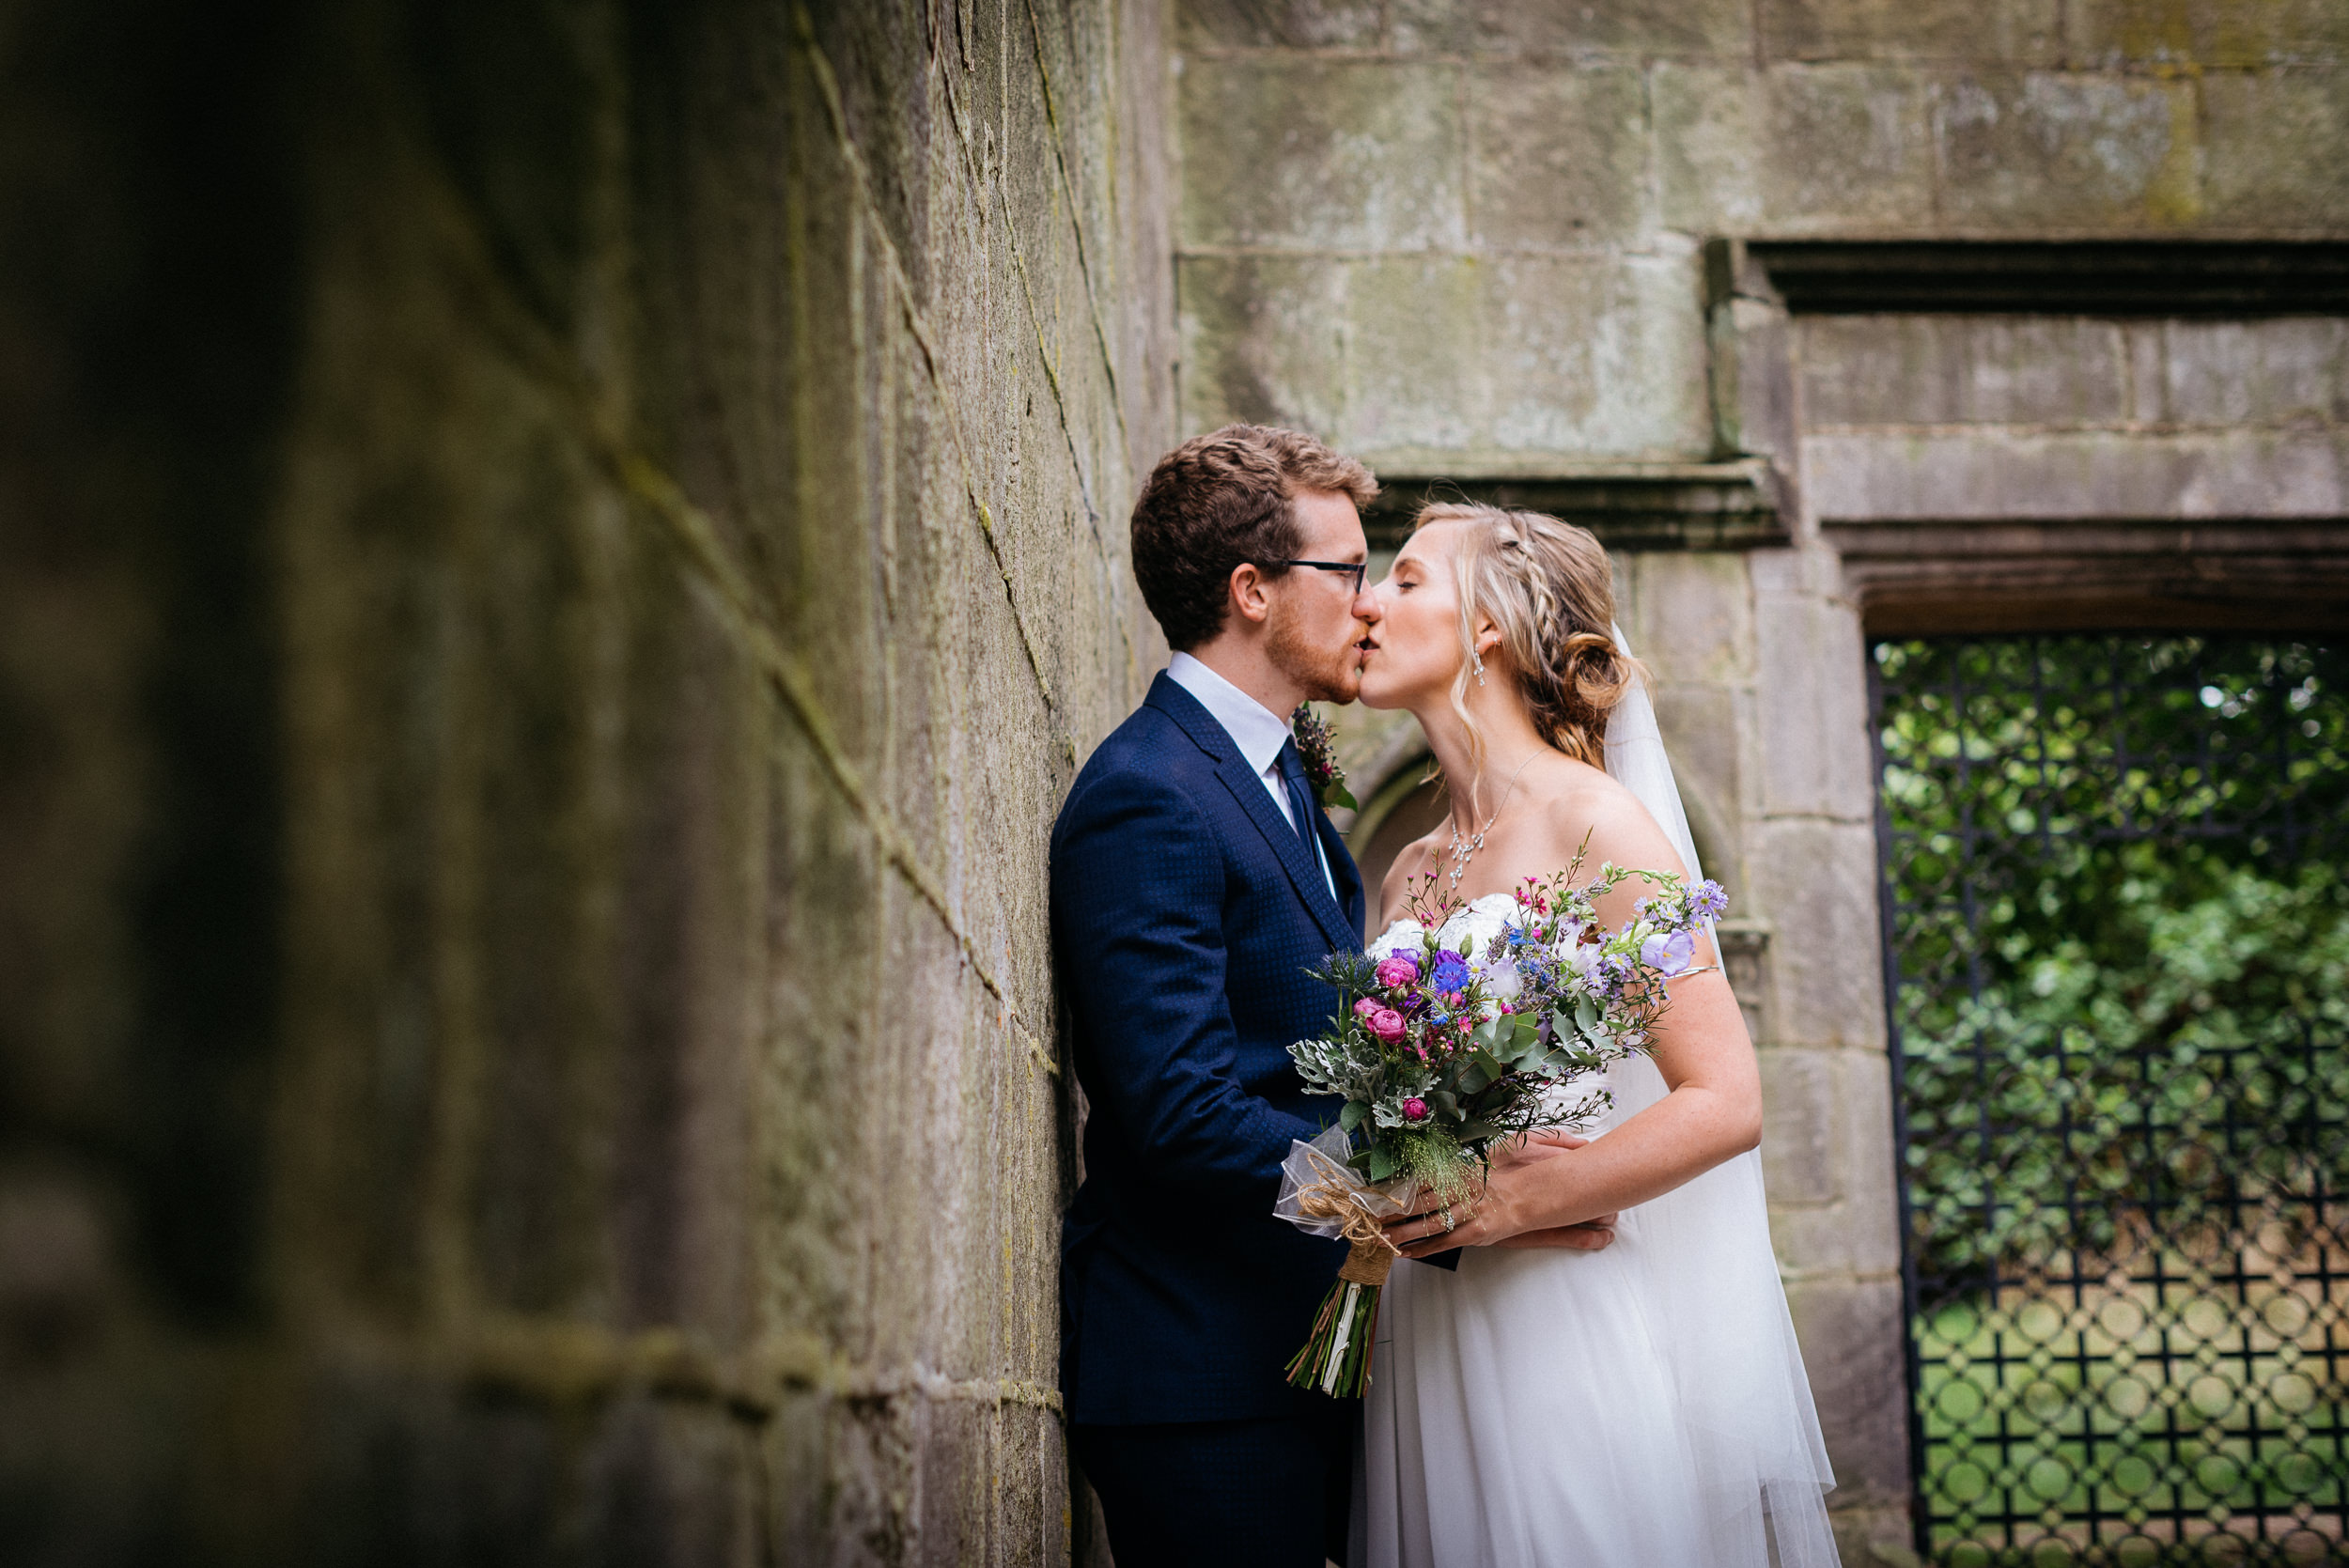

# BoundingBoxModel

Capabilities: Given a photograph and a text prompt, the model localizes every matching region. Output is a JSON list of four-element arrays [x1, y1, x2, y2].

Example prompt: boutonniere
[[1290, 704, 1357, 812]]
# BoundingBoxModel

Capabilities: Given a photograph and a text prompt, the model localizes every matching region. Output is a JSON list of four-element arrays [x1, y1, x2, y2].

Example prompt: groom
[[1051, 425, 1381, 1567]]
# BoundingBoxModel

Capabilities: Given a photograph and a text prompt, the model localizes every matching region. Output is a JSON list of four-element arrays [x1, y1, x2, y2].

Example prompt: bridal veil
[[1598, 624, 1841, 1566]]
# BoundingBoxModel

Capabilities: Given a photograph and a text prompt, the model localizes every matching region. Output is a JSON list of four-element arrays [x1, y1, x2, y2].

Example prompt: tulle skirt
[[1344, 1183, 1832, 1559], [1359, 1217, 1742, 1568]]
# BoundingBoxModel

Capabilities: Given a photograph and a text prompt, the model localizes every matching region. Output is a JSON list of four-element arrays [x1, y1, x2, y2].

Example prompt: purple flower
[[1402, 1097, 1428, 1122], [1374, 954, 1420, 989], [1641, 929, 1697, 977], [1691, 880, 1729, 919]]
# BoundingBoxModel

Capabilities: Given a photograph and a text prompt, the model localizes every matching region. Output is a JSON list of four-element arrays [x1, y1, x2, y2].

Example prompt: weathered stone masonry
[[6, 1, 2345, 1564], [1174, 5, 2349, 1564], [1, 0, 1170, 1561]]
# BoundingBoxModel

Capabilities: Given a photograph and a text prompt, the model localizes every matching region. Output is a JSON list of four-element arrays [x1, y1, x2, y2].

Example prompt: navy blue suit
[[1052, 673, 1366, 1565]]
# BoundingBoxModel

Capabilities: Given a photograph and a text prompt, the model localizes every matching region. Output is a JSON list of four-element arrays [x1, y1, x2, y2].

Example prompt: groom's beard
[[1267, 605, 1363, 705]]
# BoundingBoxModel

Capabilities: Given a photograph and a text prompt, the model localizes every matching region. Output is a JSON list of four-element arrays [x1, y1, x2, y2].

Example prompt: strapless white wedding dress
[[1355, 896, 1838, 1568]]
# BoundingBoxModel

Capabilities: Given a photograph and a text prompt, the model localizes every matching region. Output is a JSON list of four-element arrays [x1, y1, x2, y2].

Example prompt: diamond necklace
[[1443, 749, 1542, 895]]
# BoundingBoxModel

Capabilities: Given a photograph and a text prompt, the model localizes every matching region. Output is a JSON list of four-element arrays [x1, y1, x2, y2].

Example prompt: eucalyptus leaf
[[1339, 1100, 1366, 1132]]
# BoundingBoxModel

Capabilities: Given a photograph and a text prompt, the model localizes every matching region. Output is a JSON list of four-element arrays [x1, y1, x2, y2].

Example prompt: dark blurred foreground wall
[[0, 0, 1171, 1560]]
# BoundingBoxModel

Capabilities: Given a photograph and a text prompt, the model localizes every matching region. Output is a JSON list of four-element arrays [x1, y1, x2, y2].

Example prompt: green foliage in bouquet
[[1275, 848, 1726, 1397]]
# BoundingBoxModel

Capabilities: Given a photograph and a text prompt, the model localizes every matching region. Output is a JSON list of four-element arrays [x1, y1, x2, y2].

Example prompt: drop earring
[[1472, 649, 1487, 687]]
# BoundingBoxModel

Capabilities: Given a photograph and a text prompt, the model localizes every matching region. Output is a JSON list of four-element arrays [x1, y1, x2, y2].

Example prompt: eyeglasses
[[1268, 559, 1368, 595]]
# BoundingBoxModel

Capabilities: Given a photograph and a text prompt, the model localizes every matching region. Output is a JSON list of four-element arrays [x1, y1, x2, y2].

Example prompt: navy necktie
[[1276, 737, 1318, 849]]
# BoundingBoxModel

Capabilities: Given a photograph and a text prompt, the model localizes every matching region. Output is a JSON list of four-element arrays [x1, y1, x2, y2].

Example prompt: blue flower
[[1429, 951, 1471, 993]]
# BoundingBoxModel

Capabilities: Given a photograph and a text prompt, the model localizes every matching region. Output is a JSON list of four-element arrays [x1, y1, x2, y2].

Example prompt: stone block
[[1931, 71, 2198, 229], [1177, 58, 1465, 252], [1748, 819, 1888, 1052], [1346, 252, 1713, 460], [1797, 316, 2129, 430], [1714, 294, 1797, 461], [1784, 1276, 1914, 1508], [2062, 0, 2349, 70], [1466, 65, 1650, 250], [1753, 589, 1875, 820], [2127, 318, 2349, 428], [1176, 0, 1383, 49], [1651, 681, 1745, 886], [2203, 67, 2349, 227], [1766, 1048, 1905, 1276], [1762, 0, 2061, 63], [578, 1397, 761, 1566], [1176, 255, 1350, 440], [1486, 252, 1712, 458], [1391, 0, 1750, 55], [1801, 427, 2349, 521], [1346, 256, 1489, 453], [1630, 552, 1755, 687], [1759, 1046, 1840, 1203], [1656, 65, 1937, 235]]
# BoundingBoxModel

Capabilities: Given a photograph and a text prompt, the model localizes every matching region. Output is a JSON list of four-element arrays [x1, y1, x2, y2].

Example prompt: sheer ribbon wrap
[[1597, 623, 1841, 1566], [1276, 1131, 1411, 1394]]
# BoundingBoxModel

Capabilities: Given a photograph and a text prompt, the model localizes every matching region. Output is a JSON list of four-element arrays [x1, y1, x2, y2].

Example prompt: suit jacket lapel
[[1147, 674, 1362, 955], [1321, 814, 1365, 937], [1208, 756, 1362, 956]]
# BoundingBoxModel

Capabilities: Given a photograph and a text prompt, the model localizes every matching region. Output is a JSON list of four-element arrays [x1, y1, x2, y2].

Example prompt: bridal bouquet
[[1275, 846, 1728, 1396]]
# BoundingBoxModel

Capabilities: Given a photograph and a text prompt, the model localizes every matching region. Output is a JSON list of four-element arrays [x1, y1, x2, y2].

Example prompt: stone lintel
[[1363, 460, 1792, 551], [1828, 518, 2349, 634], [1738, 239, 2349, 317]]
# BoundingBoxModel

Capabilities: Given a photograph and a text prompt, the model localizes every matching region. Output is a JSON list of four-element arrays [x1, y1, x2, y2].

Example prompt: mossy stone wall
[[0, 1, 1169, 1561]]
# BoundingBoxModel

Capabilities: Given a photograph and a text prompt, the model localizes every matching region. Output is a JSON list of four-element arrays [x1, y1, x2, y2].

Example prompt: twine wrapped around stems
[[1293, 1170, 1398, 1288], [1276, 1137, 1409, 1397]]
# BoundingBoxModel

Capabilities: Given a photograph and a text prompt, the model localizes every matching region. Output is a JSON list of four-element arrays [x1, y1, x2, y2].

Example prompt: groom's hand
[[1494, 1215, 1619, 1251], [1383, 1134, 1617, 1256]]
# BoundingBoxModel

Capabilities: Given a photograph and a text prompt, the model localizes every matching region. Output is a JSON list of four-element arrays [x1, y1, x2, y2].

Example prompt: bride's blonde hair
[[1412, 502, 1643, 791]]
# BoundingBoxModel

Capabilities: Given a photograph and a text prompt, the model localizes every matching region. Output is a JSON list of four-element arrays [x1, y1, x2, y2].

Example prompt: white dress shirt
[[1166, 651, 1338, 900]]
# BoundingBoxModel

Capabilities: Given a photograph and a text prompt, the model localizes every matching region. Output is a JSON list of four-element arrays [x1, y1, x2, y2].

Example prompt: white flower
[[1477, 954, 1522, 1004], [1367, 918, 1424, 961], [1563, 939, 1606, 981], [1546, 919, 1585, 955], [1439, 897, 1512, 957]]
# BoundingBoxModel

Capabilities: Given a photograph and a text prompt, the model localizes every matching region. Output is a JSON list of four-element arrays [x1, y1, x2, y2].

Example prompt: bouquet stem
[[1283, 1239, 1394, 1398]]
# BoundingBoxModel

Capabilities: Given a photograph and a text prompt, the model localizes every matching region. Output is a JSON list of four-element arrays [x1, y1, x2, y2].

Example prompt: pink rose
[[1401, 1097, 1428, 1122], [1354, 997, 1379, 1020], [1366, 1008, 1407, 1044], [1373, 955, 1420, 990]]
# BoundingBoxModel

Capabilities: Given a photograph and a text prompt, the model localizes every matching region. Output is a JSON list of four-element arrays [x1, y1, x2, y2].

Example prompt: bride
[[1349, 503, 1839, 1567]]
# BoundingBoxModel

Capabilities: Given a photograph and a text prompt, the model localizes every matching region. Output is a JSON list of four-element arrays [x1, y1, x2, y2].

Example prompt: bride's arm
[[1384, 800, 1765, 1255], [1425, 970, 1759, 1253]]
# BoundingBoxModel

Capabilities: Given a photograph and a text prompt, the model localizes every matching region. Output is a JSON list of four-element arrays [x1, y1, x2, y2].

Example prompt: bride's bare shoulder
[[1520, 757, 1688, 880]]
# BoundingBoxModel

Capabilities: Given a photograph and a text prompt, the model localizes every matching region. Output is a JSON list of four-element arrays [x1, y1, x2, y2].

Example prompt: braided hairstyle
[[1414, 501, 1642, 772]]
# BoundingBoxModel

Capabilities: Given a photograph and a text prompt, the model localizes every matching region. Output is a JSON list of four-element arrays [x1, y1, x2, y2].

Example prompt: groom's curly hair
[[1129, 425, 1377, 650]]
